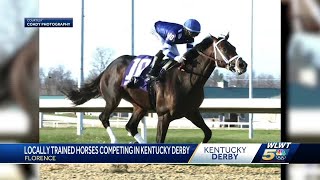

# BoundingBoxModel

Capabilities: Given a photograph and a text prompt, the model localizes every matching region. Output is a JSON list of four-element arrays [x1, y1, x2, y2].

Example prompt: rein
[[167, 50, 219, 79], [166, 60, 210, 78], [197, 50, 224, 66], [183, 67, 211, 78]]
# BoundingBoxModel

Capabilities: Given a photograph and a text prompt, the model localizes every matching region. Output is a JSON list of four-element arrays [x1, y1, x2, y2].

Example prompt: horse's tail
[[63, 71, 104, 105]]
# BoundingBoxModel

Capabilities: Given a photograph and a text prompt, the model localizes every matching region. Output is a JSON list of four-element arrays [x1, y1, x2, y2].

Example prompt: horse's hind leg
[[125, 105, 147, 143], [99, 93, 122, 143], [185, 110, 212, 143], [99, 105, 119, 144], [98, 65, 126, 143]]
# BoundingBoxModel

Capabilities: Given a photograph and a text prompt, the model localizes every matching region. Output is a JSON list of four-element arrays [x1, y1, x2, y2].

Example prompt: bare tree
[[224, 72, 251, 88], [87, 47, 114, 81], [43, 66, 76, 95], [253, 74, 280, 88], [205, 69, 224, 87], [228, 73, 249, 88], [226, 71, 280, 88], [39, 67, 45, 82], [39, 67, 46, 95]]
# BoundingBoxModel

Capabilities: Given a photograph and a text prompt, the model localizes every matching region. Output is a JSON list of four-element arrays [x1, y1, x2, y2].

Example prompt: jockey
[[126, 19, 201, 88], [147, 19, 201, 79]]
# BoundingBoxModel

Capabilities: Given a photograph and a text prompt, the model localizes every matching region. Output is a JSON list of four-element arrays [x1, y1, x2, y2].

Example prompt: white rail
[[39, 98, 280, 113]]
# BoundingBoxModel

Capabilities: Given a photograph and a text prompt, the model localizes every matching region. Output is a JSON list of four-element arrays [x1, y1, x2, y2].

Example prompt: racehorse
[[63, 33, 247, 143]]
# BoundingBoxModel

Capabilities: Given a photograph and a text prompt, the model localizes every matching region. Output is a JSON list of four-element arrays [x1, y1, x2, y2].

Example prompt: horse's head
[[211, 33, 247, 75]]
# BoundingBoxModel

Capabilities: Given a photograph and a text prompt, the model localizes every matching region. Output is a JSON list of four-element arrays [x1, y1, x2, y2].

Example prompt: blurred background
[[282, 0, 320, 179], [0, 0, 39, 179], [284, 0, 320, 142]]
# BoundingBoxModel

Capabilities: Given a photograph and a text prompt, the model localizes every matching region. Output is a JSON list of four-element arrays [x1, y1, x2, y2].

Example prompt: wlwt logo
[[261, 142, 290, 162]]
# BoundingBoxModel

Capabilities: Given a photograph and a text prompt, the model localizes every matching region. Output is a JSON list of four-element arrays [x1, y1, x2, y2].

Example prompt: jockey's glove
[[178, 60, 186, 71], [174, 55, 186, 63]]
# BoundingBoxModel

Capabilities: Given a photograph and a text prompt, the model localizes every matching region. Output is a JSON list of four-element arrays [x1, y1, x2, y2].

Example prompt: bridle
[[197, 37, 241, 72]]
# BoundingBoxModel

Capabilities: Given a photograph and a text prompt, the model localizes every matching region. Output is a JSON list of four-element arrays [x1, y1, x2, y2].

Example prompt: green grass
[[40, 127, 280, 143]]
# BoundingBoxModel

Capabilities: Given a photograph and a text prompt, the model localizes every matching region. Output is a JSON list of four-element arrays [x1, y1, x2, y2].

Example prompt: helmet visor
[[188, 31, 199, 37]]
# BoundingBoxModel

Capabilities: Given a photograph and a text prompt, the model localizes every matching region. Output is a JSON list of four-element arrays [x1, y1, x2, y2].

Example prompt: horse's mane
[[193, 36, 214, 51], [183, 36, 214, 61]]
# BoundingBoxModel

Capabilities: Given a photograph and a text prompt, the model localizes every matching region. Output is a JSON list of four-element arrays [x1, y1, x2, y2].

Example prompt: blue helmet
[[183, 19, 201, 33]]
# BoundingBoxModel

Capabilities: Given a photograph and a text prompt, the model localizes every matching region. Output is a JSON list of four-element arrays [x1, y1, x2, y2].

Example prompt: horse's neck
[[177, 57, 216, 91]]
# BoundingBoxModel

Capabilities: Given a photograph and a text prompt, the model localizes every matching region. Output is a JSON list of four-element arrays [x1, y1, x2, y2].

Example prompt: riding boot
[[147, 50, 164, 78]]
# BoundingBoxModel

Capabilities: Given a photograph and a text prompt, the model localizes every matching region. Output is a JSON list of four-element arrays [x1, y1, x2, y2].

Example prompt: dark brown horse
[[64, 33, 247, 143]]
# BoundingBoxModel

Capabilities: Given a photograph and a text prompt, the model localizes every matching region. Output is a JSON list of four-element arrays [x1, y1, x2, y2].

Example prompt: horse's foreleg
[[156, 113, 171, 143], [125, 106, 147, 143], [185, 110, 212, 143]]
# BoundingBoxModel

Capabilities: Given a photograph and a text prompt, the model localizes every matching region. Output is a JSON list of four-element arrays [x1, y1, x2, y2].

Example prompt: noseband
[[197, 38, 240, 70]]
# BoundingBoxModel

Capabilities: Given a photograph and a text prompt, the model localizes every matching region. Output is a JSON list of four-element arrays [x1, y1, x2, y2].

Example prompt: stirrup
[[146, 73, 157, 82], [146, 75, 156, 83], [146, 69, 158, 78], [147, 73, 156, 78], [157, 70, 166, 81], [126, 77, 138, 88]]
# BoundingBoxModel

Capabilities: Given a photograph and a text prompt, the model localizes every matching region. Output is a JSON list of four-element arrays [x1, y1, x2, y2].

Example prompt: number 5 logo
[[262, 149, 276, 161]]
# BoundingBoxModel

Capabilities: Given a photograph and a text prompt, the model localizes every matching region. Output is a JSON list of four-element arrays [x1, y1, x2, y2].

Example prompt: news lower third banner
[[0, 143, 319, 163], [24, 18, 73, 28]]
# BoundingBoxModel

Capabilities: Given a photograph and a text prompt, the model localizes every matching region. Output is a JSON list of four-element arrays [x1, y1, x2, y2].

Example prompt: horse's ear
[[225, 32, 229, 40], [209, 33, 215, 40]]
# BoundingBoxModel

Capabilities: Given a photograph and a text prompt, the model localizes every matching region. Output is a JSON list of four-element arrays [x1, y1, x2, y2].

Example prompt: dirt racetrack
[[40, 164, 280, 180]]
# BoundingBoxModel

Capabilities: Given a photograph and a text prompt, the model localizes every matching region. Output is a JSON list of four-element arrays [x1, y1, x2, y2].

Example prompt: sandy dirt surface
[[40, 164, 280, 180]]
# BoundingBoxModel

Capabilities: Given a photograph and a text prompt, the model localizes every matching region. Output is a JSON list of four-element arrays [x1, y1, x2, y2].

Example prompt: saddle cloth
[[121, 55, 153, 91]]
